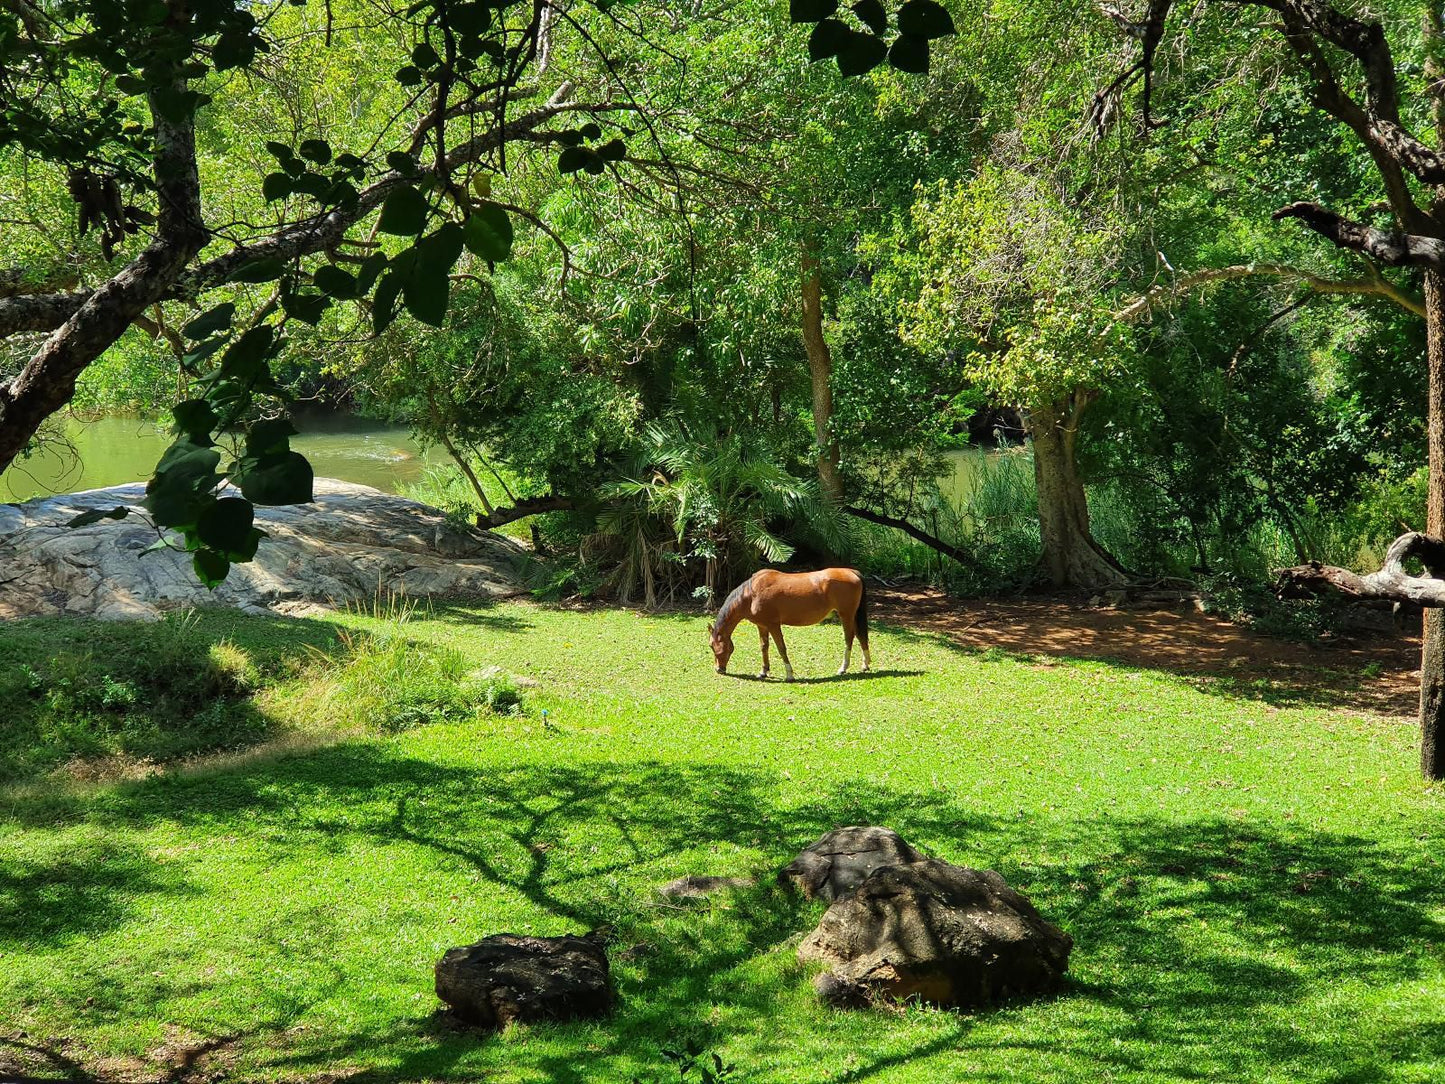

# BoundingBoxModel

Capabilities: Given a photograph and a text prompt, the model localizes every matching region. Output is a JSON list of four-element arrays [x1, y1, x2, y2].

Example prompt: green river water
[[1, 414, 442, 504], [3, 416, 1005, 507]]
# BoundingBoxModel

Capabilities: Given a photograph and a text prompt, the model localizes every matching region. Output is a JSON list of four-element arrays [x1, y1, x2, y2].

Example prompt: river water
[[1, 414, 442, 503]]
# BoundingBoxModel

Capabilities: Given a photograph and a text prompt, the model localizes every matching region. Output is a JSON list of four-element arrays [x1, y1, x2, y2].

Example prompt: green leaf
[[192, 548, 231, 589], [299, 139, 331, 164], [808, 19, 851, 61], [373, 269, 405, 334], [281, 291, 329, 325], [262, 172, 292, 202], [463, 203, 514, 261], [558, 146, 589, 174], [216, 326, 276, 383], [66, 506, 130, 528], [386, 150, 418, 176], [394, 64, 422, 85], [245, 416, 299, 458], [836, 30, 888, 75], [196, 496, 255, 556], [171, 399, 218, 441], [897, 0, 954, 39], [852, 0, 887, 33], [227, 257, 285, 283], [144, 443, 223, 528], [181, 303, 234, 341], [378, 185, 429, 235], [412, 41, 441, 68], [313, 264, 359, 299], [888, 32, 929, 72], [790, 0, 837, 22], [403, 264, 450, 327], [357, 252, 389, 294], [236, 451, 314, 505]]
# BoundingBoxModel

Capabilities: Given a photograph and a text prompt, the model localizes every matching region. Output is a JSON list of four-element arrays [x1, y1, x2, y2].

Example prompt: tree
[[0, 0, 625, 582], [1098, 0, 1445, 777]]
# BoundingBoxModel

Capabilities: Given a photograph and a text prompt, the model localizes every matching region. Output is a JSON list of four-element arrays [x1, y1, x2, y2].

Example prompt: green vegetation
[[0, 609, 517, 785], [2, 603, 1442, 1081]]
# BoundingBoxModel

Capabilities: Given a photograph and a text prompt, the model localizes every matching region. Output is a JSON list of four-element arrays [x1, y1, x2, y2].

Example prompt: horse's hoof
[[758, 671, 769, 680]]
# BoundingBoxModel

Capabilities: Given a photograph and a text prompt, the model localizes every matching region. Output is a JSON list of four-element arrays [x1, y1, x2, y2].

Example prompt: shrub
[[298, 628, 521, 733]]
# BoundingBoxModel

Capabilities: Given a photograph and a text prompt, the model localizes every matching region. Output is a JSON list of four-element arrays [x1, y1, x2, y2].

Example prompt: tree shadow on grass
[[8, 744, 1441, 1081]]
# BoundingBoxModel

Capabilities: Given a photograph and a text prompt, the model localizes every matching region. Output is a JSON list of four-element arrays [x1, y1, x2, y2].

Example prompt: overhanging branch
[[0, 98, 625, 340], [1273, 202, 1445, 269], [1115, 258, 1427, 321]]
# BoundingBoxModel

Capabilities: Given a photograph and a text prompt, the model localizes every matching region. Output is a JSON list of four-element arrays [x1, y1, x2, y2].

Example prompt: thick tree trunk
[[1028, 396, 1129, 590], [1421, 270, 1445, 780], [801, 242, 843, 502]]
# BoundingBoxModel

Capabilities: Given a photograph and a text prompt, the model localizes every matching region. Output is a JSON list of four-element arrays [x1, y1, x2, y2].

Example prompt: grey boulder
[[0, 479, 525, 620]]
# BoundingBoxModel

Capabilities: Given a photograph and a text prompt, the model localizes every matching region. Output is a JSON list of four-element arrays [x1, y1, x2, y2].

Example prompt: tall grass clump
[[288, 619, 520, 734]]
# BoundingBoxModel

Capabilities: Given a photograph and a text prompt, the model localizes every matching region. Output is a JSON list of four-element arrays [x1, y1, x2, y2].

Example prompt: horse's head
[[709, 623, 734, 674]]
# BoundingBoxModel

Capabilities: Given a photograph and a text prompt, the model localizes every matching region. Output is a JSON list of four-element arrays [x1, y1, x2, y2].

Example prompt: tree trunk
[[801, 242, 843, 502], [1028, 395, 1129, 590], [1421, 269, 1445, 780]]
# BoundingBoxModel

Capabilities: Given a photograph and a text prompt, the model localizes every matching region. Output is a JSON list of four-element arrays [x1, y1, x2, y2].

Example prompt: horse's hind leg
[[839, 613, 855, 676], [770, 626, 794, 682], [758, 623, 771, 679]]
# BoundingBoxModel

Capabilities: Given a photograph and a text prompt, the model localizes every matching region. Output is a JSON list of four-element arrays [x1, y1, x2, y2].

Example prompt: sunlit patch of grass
[[1, 602, 1442, 1083]]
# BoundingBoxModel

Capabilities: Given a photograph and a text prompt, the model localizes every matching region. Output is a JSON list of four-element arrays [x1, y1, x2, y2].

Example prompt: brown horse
[[709, 568, 870, 680]]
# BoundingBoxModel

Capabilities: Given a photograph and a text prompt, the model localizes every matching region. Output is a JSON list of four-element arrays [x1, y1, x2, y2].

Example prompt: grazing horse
[[709, 568, 871, 680]]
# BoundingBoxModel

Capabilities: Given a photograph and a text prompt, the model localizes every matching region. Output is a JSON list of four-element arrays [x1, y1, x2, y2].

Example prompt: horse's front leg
[[758, 623, 771, 679], [771, 626, 794, 682]]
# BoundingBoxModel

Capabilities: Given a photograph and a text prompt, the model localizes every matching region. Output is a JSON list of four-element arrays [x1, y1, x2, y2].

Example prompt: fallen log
[[1275, 531, 1445, 607]]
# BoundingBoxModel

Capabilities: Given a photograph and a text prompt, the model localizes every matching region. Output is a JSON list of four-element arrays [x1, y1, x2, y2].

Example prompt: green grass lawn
[[2, 602, 1444, 1082]]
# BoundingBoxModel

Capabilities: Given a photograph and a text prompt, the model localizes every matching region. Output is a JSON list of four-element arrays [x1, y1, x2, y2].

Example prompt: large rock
[[0, 479, 525, 620], [798, 858, 1073, 1010], [778, 825, 924, 901], [435, 933, 613, 1028]]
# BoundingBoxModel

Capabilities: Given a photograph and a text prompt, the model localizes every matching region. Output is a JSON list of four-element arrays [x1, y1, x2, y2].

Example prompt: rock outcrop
[[0, 479, 525, 620]]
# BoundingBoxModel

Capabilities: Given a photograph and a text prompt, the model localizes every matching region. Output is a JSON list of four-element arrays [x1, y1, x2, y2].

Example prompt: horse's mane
[[712, 579, 749, 633]]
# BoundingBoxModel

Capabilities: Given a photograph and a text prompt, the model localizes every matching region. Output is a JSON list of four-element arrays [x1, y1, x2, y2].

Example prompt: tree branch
[[1115, 258, 1427, 321], [842, 505, 973, 566], [0, 97, 625, 340], [1275, 531, 1445, 606], [0, 25, 207, 473], [1272, 202, 1445, 270], [475, 494, 575, 529]]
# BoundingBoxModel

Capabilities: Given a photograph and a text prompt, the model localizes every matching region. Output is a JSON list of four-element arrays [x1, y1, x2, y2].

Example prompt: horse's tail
[[856, 575, 870, 649]]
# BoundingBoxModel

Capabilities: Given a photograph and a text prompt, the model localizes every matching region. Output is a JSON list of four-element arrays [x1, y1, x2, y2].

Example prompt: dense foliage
[[0, 0, 1433, 598]]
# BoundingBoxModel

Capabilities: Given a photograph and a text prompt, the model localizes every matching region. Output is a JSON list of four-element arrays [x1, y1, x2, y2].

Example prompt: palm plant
[[595, 421, 831, 607]]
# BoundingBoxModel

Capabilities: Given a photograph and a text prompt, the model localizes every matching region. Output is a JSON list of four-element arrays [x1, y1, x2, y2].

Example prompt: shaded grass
[[1, 603, 1443, 1082]]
